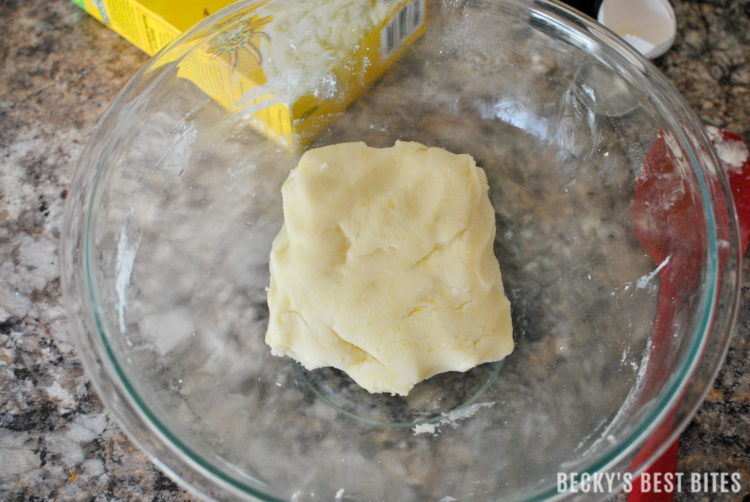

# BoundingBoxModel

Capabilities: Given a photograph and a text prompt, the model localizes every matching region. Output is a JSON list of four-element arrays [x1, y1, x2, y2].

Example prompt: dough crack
[[414, 226, 469, 266], [330, 326, 385, 367]]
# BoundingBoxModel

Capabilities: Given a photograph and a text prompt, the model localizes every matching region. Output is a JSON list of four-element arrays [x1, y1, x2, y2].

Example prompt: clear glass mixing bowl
[[62, 0, 742, 500]]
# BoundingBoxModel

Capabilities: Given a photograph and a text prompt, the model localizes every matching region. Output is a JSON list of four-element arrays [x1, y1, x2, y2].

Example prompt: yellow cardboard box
[[74, 0, 428, 150]]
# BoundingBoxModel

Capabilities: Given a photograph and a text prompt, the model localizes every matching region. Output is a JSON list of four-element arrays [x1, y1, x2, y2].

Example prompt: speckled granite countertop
[[0, 0, 748, 500]]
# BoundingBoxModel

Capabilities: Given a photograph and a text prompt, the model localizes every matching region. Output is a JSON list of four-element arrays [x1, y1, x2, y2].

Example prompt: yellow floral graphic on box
[[207, 13, 272, 70]]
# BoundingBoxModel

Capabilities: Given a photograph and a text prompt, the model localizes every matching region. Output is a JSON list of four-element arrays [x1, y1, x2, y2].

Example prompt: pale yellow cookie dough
[[265, 141, 513, 395]]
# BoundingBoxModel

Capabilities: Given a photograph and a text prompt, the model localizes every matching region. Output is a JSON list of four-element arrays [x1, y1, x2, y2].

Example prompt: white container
[[598, 0, 677, 58]]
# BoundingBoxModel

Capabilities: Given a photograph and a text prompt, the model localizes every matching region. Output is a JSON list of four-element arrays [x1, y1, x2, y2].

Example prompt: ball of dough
[[265, 141, 513, 395]]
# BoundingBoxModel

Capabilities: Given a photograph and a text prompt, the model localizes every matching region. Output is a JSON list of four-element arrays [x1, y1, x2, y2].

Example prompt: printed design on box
[[93, 0, 110, 23], [381, 0, 425, 58], [207, 13, 273, 70]]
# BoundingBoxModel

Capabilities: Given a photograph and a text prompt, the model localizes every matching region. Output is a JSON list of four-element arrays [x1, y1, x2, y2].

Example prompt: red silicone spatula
[[628, 127, 750, 502]]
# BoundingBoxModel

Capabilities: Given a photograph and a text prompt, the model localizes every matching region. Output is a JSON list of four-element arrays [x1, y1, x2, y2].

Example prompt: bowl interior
[[78, 1, 723, 500]]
